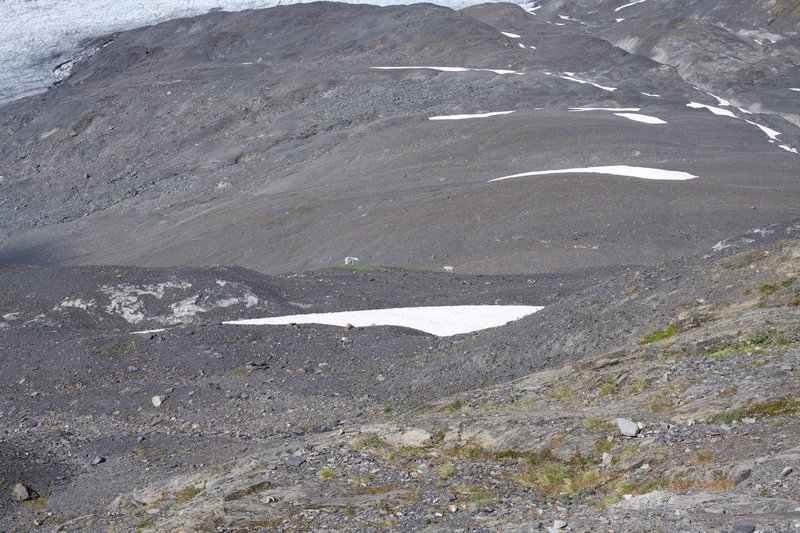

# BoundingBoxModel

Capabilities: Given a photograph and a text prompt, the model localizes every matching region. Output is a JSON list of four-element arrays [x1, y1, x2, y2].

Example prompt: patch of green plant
[[355, 435, 389, 450], [438, 464, 455, 478], [549, 386, 574, 402], [641, 324, 677, 344], [175, 486, 202, 504], [782, 280, 794, 288], [319, 467, 336, 480], [746, 397, 800, 417], [750, 332, 770, 345], [598, 380, 619, 396], [759, 283, 777, 294], [232, 367, 246, 376], [583, 416, 612, 431], [442, 400, 463, 413], [709, 408, 747, 423]]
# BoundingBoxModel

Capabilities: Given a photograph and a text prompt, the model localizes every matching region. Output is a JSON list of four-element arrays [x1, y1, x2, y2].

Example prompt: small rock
[[12, 483, 38, 501], [553, 519, 567, 530], [733, 467, 752, 485], [167, 461, 181, 469], [601, 452, 613, 467], [92, 456, 105, 465], [444, 492, 457, 501], [151, 395, 166, 407], [287, 456, 306, 467], [615, 418, 640, 437], [780, 466, 793, 477], [448, 504, 458, 513], [742, 417, 756, 425], [733, 525, 755, 533]]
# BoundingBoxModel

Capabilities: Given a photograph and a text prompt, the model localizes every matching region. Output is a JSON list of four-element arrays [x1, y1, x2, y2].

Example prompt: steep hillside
[[1, 1, 798, 274]]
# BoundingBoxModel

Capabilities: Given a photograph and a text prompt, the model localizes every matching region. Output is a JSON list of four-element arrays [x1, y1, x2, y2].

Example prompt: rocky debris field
[[1, 1, 800, 531], [1, 222, 799, 532]]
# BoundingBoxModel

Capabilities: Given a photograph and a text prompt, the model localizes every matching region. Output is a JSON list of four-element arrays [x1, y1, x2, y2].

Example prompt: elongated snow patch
[[569, 107, 640, 112], [615, 0, 647, 11], [372, 66, 521, 75], [429, 111, 515, 120], [223, 305, 543, 337], [687, 102, 736, 118], [501, 31, 521, 38], [614, 112, 667, 124], [490, 165, 697, 182]]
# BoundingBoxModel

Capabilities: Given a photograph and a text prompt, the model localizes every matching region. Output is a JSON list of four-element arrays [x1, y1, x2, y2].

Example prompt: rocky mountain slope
[[1, 220, 798, 532], [1, 1, 798, 274], [1, 1, 799, 532]]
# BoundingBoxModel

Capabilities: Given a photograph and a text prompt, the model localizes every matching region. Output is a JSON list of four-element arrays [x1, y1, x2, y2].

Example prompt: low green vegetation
[[319, 467, 337, 480], [641, 324, 677, 344], [175, 486, 202, 504], [441, 400, 463, 413], [709, 397, 800, 422]]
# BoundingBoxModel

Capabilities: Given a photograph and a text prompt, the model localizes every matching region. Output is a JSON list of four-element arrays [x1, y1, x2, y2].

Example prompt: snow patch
[[640, 92, 660, 97], [429, 111, 515, 120], [131, 328, 166, 335], [744, 120, 780, 141], [490, 165, 697, 183], [558, 74, 616, 92], [372, 66, 522, 75], [501, 31, 521, 38], [686, 102, 737, 118], [569, 107, 640, 112], [224, 305, 543, 337], [614, 112, 667, 124], [615, 0, 646, 12]]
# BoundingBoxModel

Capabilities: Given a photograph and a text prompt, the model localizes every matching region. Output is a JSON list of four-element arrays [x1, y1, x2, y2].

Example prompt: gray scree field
[[1, 1, 799, 531]]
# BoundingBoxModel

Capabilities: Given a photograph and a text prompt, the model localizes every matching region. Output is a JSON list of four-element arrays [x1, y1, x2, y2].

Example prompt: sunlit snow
[[614, 0, 646, 12], [372, 66, 522, 75], [614, 112, 667, 124], [489, 165, 697, 182], [744, 120, 781, 140], [640, 92, 660, 97], [222, 305, 544, 337], [686, 102, 737, 118], [569, 107, 640, 112], [558, 74, 616, 92], [429, 111, 515, 120], [501, 31, 521, 38]]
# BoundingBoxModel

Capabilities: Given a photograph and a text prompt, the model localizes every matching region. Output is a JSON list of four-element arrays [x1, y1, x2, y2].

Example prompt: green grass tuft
[[641, 324, 677, 344]]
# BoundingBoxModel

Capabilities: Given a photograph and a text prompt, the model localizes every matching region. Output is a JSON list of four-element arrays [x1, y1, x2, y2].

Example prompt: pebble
[[92, 456, 105, 465], [733, 525, 755, 533], [614, 418, 640, 437], [152, 395, 167, 407], [780, 466, 793, 477]]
